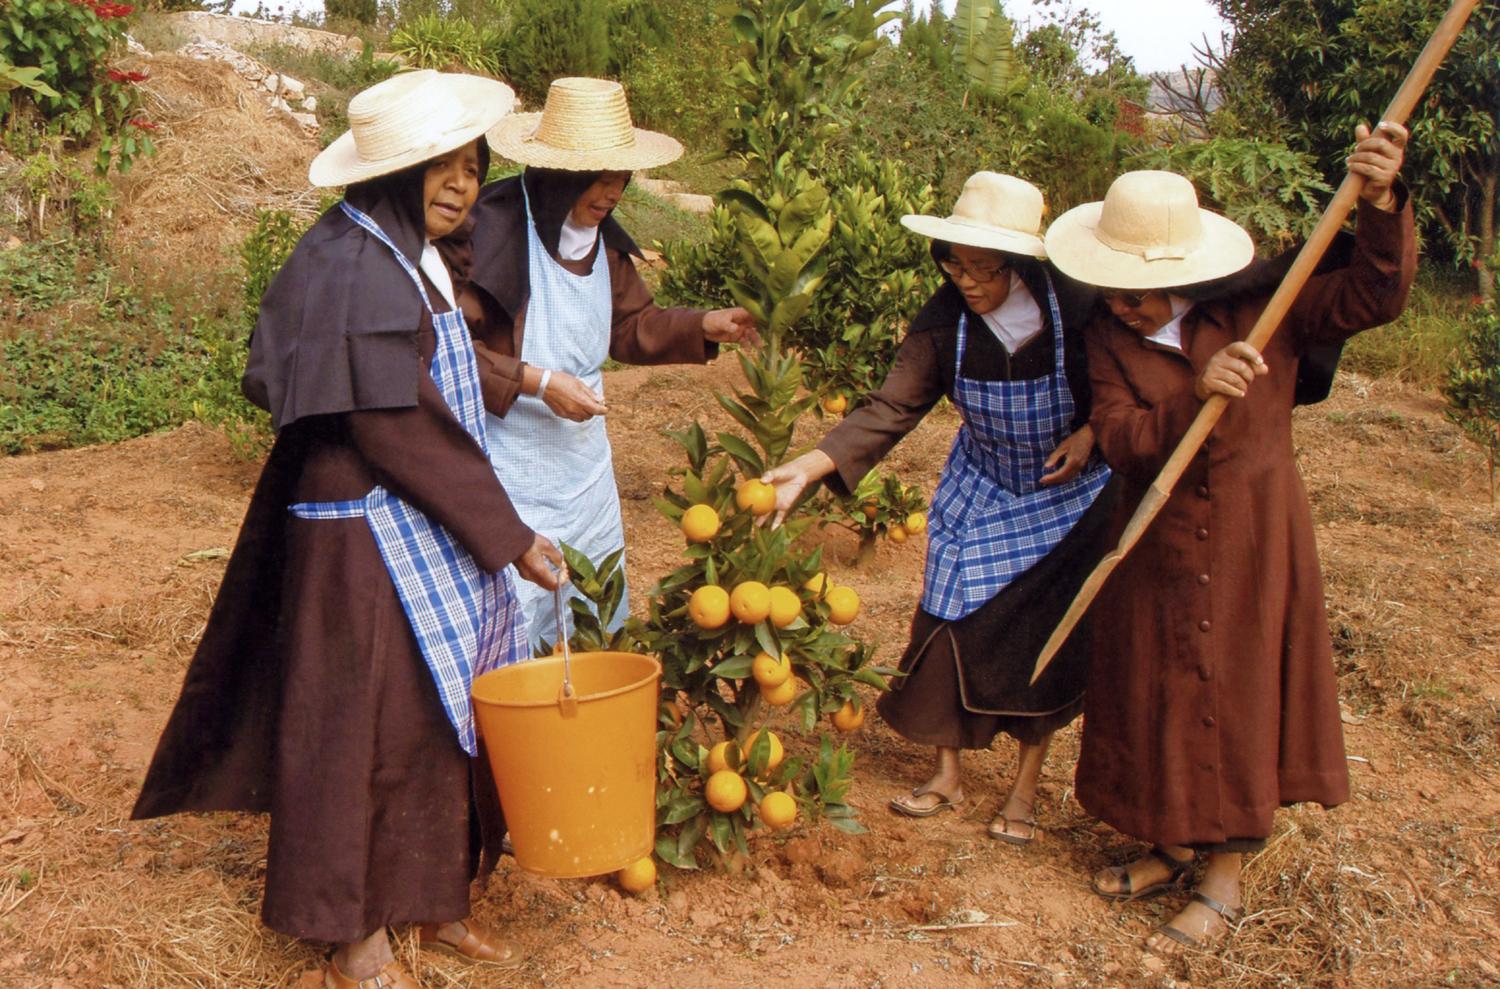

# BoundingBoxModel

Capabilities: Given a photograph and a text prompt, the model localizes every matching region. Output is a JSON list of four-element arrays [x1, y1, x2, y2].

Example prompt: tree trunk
[[1478, 164, 1496, 304]]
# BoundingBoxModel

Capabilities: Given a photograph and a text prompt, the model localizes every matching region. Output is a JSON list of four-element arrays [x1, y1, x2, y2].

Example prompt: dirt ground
[[1, 354, 1497, 989]]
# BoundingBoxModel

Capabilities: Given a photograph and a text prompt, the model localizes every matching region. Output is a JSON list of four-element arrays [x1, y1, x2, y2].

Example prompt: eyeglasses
[[1102, 290, 1148, 308], [939, 258, 1009, 284]]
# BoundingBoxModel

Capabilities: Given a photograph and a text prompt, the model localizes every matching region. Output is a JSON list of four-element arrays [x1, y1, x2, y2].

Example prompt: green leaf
[[710, 653, 755, 680]]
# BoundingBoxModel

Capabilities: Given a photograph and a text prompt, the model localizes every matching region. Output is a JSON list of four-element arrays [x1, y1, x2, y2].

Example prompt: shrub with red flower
[[0, 0, 155, 173]]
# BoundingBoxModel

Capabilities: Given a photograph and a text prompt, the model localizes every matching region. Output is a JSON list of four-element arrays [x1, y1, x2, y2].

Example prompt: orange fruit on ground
[[735, 479, 776, 516], [825, 585, 860, 625], [745, 729, 784, 772], [767, 585, 801, 628], [888, 523, 908, 544], [759, 791, 797, 831], [688, 585, 731, 629], [729, 581, 771, 624], [831, 700, 866, 732], [803, 572, 830, 598], [905, 511, 927, 534], [706, 740, 741, 774], [762, 676, 798, 706], [751, 651, 791, 689], [617, 856, 656, 894], [821, 394, 848, 415], [681, 503, 720, 542], [705, 770, 748, 813]]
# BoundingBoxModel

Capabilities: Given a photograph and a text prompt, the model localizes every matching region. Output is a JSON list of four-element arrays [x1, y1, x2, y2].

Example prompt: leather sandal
[[418, 919, 525, 969], [986, 812, 1037, 845], [1150, 890, 1244, 953], [888, 786, 964, 818], [323, 958, 423, 989], [1091, 846, 1195, 903]]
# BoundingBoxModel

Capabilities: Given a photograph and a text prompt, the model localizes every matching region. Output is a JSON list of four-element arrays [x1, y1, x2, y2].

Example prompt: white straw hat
[[1044, 170, 1254, 290], [900, 172, 1048, 258], [487, 77, 683, 171], [309, 70, 516, 188]]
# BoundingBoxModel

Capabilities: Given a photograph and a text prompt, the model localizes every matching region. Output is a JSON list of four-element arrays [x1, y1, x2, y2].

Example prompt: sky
[[230, 0, 1231, 75], [974, 0, 1231, 74]]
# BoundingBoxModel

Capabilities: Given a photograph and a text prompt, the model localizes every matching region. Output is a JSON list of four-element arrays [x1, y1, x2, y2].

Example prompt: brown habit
[[1074, 194, 1417, 847], [133, 191, 533, 943]]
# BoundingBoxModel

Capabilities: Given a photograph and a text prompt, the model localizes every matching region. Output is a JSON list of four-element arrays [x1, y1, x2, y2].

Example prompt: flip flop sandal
[[1091, 846, 1196, 903], [1149, 890, 1244, 953], [987, 813, 1037, 845], [324, 958, 423, 989], [888, 787, 963, 818], [418, 921, 526, 970]]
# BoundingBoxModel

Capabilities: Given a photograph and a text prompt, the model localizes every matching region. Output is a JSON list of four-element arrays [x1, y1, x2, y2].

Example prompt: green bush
[[241, 209, 309, 326], [614, 0, 737, 152], [390, 13, 503, 75], [501, 0, 611, 103], [0, 0, 156, 174], [1341, 273, 1474, 387], [1442, 302, 1500, 499], [325, 0, 377, 24]]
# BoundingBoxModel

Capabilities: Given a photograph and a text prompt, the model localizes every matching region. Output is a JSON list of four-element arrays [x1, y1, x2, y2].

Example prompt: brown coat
[[1074, 195, 1417, 846], [134, 264, 530, 942]]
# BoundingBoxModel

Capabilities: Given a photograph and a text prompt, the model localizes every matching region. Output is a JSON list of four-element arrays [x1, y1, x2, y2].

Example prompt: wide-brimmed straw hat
[[487, 77, 683, 171], [309, 70, 516, 188], [900, 172, 1048, 259], [1044, 170, 1254, 289]]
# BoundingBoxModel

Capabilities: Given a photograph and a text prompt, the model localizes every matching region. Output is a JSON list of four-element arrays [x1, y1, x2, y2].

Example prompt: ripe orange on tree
[[767, 585, 801, 628], [751, 651, 791, 688], [729, 581, 771, 624], [681, 504, 720, 542], [762, 676, 798, 706], [803, 572, 830, 598], [905, 511, 927, 534], [735, 479, 776, 516], [705, 770, 748, 813], [617, 856, 656, 893], [706, 740, 741, 773], [688, 585, 731, 629], [888, 523, 908, 544], [744, 729, 784, 772], [825, 585, 861, 625], [832, 699, 866, 732], [759, 791, 797, 831], [821, 393, 847, 415]]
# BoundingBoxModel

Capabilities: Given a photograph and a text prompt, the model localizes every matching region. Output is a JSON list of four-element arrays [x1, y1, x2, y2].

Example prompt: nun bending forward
[[133, 72, 563, 988], [460, 77, 757, 642], [766, 173, 1117, 845], [1046, 123, 1414, 953]]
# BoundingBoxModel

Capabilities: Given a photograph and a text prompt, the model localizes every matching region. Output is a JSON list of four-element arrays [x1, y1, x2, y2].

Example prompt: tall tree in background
[[1215, 0, 1498, 300]]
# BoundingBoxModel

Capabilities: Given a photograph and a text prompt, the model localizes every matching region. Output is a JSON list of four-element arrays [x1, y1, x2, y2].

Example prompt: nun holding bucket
[[132, 72, 562, 988]]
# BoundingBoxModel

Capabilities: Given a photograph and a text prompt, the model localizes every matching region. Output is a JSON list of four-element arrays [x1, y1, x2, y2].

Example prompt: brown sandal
[[323, 958, 423, 989], [1149, 890, 1244, 953], [987, 813, 1037, 845], [418, 919, 525, 969], [1091, 847, 1195, 903]]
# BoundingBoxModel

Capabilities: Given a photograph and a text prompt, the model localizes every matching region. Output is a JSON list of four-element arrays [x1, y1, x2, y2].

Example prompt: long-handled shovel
[[1030, 0, 1483, 685]]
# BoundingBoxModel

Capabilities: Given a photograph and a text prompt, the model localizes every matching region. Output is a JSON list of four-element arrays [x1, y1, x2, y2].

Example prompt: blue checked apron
[[287, 201, 528, 756], [920, 274, 1112, 621], [484, 186, 627, 644]]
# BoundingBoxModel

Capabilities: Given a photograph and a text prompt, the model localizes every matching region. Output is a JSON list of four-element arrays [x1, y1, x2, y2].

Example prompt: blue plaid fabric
[[285, 202, 529, 755], [920, 272, 1111, 620]]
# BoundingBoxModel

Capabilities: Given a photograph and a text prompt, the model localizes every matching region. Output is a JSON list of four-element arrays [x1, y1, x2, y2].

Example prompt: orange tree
[[641, 164, 899, 869]]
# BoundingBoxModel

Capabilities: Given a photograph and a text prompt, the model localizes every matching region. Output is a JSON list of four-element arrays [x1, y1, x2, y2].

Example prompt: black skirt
[[877, 477, 1117, 749]]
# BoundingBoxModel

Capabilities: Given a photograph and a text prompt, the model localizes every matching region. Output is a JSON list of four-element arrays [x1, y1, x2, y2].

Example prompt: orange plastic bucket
[[471, 650, 660, 878]]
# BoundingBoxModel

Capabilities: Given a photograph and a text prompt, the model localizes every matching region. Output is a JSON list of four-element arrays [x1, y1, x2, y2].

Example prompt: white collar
[[558, 216, 599, 261], [978, 274, 1043, 354], [418, 240, 456, 310], [1144, 295, 1193, 351]]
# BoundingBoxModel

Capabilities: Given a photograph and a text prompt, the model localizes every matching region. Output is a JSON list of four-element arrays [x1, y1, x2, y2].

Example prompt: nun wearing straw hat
[[461, 77, 757, 643], [1047, 123, 1414, 954], [133, 70, 562, 987], [763, 171, 1117, 844]]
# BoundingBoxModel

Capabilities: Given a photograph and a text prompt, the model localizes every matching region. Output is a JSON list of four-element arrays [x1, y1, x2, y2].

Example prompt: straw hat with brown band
[[900, 171, 1048, 258], [1044, 170, 1254, 290], [309, 70, 516, 188], [487, 77, 683, 171]]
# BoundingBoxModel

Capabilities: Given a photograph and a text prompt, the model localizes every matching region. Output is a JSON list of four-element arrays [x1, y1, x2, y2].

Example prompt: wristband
[[537, 368, 553, 399]]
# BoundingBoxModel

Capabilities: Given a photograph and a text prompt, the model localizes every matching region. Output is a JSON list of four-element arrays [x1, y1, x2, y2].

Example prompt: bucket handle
[[552, 569, 578, 719]]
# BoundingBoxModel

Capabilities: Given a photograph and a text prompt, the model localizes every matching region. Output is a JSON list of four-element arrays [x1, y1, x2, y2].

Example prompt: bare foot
[[889, 784, 964, 816]]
